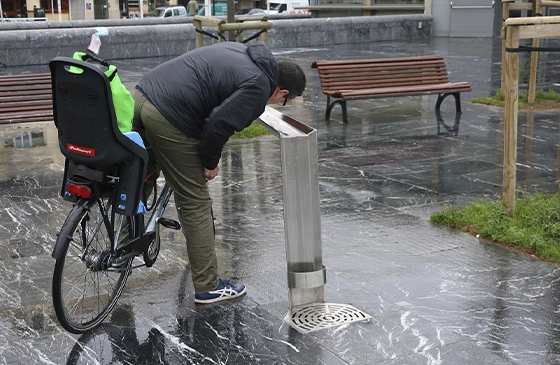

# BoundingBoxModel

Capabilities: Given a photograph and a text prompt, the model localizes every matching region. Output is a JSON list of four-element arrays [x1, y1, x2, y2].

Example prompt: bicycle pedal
[[158, 217, 181, 230]]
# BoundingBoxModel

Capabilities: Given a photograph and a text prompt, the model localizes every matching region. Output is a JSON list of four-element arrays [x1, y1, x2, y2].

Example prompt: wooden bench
[[0, 73, 53, 125], [311, 55, 471, 124]]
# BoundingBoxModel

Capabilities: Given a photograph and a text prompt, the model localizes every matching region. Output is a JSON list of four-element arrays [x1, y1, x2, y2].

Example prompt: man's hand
[[204, 166, 220, 180]]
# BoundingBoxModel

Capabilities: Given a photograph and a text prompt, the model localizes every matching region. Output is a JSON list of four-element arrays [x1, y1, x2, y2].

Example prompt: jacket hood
[[247, 43, 278, 96]]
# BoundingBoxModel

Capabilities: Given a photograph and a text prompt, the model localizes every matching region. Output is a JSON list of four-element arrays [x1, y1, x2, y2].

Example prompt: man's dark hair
[[277, 61, 306, 100]]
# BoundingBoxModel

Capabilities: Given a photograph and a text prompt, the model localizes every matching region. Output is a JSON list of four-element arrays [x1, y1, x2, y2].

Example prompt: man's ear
[[272, 87, 289, 98], [267, 87, 291, 104]]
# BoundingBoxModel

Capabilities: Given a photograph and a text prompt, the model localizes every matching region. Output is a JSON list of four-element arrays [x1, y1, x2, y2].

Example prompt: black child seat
[[50, 57, 148, 216]]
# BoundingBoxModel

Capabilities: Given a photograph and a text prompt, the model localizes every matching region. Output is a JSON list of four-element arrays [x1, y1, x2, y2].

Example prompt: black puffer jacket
[[136, 42, 278, 169]]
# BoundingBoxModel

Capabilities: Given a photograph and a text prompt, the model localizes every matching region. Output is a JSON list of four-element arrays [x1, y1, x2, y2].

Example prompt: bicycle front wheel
[[52, 198, 133, 334]]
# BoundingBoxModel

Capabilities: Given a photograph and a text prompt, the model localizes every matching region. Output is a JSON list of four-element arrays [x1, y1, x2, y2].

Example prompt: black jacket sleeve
[[198, 75, 270, 169]]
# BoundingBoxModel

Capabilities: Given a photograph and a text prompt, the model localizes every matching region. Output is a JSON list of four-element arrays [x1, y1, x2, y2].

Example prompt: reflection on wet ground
[[1, 37, 560, 364]]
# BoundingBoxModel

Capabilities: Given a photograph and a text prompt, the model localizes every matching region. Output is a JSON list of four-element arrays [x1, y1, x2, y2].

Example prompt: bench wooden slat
[[0, 111, 53, 118], [0, 84, 51, 93], [0, 74, 51, 81], [0, 115, 54, 125], [0, 80, 51, 87], [0, 109, 53, 120], [0, 90, 52, 97], [322, 71, 449, 80], [318, 65, 448, 78], [311, 55, 444, 68], [0, 93, 53, 102], [0, 98, 52, 106], [334, 82, 472, 99], [321, 73, 449, 88], [0, 101, 53, 113], [323, 78, 458, 92], [0, 73, 51, 80]]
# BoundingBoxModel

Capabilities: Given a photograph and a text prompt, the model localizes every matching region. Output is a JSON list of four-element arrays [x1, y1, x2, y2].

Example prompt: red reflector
[[67, 183, 91, 199]]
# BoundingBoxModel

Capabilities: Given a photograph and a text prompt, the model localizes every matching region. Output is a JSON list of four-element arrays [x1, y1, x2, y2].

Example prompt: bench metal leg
[[435, 110, 460, 136], [435, 92, 462, 113], [325, 95, 348, 124]]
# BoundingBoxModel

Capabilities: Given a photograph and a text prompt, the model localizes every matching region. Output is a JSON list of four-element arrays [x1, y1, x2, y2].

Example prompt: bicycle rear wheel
[[52, 197, 133, 334]]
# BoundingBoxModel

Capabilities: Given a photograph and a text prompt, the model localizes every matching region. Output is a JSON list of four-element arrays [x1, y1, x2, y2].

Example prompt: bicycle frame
[[108, 182, 173, 268], [52, 181, 173, 270], [146, 183, 173, 234]]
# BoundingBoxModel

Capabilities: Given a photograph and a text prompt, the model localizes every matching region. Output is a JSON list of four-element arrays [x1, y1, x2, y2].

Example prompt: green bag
[[71, 52, 133, 133]]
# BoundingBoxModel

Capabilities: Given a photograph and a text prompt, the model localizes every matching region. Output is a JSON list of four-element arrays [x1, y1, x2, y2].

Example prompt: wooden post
[[424, 0, 432, 15], [363, 0, 372, 16], [503, 25, 519, 215], [194, 16, 226, 46], [528, 0, 543, 104], [194, 17, 204, 48], [541, 0, 560, 6], [501, 0, 512, 91], [258, 30, 267, 42], [236, 30, 244, 43], [226, 0, 235, 40], [557, 75, 560, 195]]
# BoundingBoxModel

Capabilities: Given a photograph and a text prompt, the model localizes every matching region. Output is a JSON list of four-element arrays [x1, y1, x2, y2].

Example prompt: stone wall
[[0, 14, 431, 67], [267, 15, 430, 49]]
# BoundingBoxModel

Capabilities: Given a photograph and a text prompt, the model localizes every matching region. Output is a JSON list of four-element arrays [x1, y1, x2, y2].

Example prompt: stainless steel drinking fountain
[[259, 107, 371, 333]]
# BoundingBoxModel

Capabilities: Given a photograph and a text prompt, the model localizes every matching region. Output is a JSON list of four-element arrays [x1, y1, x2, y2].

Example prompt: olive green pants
[[133, 89, 218, 294]]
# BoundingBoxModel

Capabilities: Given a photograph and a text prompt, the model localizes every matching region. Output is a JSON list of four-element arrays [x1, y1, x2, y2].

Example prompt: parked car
[[268, 0, 308, 13], [235, 8, 266, 15], [149, 6, 187, 18]]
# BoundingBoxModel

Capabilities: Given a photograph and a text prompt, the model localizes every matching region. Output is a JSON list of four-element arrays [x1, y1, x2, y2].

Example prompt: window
[[40, 0, 69, 12], [1, 1, 14, 11]]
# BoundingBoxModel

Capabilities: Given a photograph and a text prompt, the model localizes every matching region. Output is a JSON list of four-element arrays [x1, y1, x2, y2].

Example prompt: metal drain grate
[[284, 302, 372, 334]]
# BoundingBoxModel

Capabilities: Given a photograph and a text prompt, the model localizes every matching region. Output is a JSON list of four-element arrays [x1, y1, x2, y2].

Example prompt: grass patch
[[231, 121, 270, 139], [430, 192, 560, 263], [472, 88, 560, 110]]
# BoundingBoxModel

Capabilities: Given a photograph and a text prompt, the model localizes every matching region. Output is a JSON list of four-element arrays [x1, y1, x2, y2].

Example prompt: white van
[[267, 0, 308, 14], [149, 6, 187, 17]]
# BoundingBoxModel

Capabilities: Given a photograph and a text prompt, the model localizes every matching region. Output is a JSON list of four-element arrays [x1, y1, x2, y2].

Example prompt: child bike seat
[[50, 57, 148, 216]]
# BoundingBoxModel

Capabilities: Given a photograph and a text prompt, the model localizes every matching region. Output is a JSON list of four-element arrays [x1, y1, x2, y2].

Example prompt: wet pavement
[[2, 37, 560, 364]]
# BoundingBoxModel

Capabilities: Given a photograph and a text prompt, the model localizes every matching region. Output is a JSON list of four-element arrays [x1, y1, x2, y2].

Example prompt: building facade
[[1, 0, 427, 19]]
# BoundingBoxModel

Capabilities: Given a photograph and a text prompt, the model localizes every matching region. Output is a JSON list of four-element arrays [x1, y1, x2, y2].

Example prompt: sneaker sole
[[194, 287, 247, 304]]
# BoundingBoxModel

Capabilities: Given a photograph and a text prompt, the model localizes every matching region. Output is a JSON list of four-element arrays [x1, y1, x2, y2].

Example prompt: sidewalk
[[1, 37, 560, 364]]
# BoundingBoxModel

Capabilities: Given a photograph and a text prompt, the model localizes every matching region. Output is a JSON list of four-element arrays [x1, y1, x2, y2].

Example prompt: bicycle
[[49, 55, 181, 334]]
